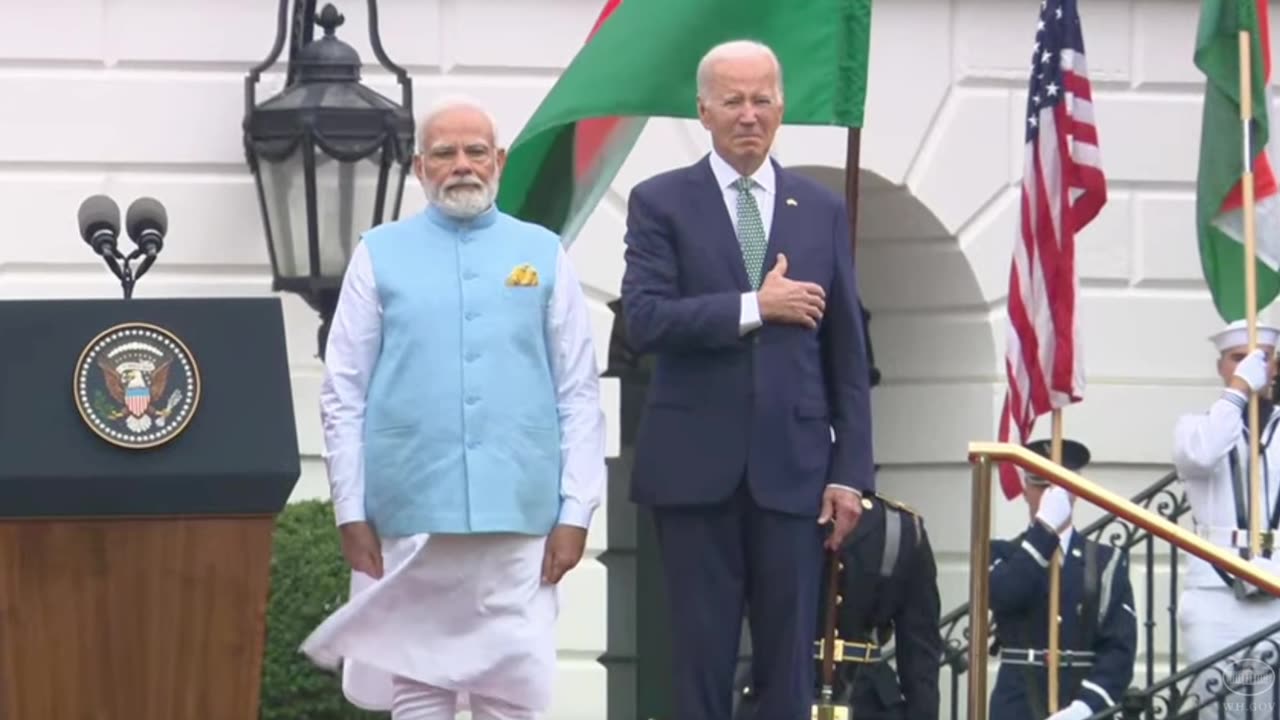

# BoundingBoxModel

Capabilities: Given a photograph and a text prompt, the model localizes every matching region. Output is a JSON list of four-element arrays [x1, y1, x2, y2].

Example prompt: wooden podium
[[0, 298, 301, 719]]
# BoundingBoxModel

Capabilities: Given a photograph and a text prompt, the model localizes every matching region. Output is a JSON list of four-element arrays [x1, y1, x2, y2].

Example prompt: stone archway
[[774, 113, 1027, 532], [789, 162, 998, 508]]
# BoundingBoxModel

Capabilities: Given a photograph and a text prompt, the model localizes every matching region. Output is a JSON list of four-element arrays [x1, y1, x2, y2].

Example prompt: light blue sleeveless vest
[[360, 203, 563, 537]]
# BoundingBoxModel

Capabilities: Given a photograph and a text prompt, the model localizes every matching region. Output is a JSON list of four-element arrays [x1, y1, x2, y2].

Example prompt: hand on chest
[[680, 195, 832, 294]]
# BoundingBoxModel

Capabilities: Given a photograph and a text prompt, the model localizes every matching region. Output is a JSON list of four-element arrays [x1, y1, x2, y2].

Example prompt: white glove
[[1035, 486, 1073, 531], [1234, 348, 1270, 392], [1045, 699, 1093, 720], [1234, 556, 1280, 598]]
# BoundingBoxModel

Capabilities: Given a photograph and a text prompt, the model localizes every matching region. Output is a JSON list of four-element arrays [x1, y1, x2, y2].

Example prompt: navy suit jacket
[[620, 155, 875, 516]]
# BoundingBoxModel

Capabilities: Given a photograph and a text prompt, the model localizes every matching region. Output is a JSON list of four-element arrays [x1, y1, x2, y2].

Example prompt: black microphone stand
[[99, 246, 157, 300]]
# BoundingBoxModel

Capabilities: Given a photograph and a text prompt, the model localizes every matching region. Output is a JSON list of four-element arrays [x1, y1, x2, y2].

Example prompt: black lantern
[[243, 0, 415, 358]]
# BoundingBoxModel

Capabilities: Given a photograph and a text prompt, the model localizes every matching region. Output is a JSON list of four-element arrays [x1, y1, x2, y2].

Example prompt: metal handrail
[[1084, 616, 1280, 719], [899, 470, 1181, 661], [966, 442, 1280, 720]]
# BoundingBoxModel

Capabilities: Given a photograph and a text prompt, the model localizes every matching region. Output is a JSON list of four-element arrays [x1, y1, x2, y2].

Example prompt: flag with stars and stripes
[[997, 0, 1107, 499]]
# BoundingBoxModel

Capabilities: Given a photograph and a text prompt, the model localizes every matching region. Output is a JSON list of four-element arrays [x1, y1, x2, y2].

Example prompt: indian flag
[[495, 0, 873, 241], [1194, 0, 1280, 321]]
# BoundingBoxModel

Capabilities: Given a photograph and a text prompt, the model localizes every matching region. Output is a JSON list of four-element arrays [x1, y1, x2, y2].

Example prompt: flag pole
[[809, 125, 860, 720], [1239, 28, 1263, 557], [845, 127, 862, 254], [1047, 408, 1063, 712]]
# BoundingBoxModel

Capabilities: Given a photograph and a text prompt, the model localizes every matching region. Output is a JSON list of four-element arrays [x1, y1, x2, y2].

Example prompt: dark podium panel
[[0, 297, 301, 720]]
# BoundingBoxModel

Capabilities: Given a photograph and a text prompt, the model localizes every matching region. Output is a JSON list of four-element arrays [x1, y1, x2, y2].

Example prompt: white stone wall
[[1, 2, 616, 717], [5, 0, 1280, 717]]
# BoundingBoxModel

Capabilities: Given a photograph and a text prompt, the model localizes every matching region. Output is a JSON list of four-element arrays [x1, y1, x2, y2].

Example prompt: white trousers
[[1178, 586, 1280, 719], [391, 675, 536, 720], [301, 533, 558, 714]]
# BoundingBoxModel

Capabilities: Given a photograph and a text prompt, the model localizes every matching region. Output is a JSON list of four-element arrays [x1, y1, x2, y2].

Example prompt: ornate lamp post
[[243, 0, 414, 358]]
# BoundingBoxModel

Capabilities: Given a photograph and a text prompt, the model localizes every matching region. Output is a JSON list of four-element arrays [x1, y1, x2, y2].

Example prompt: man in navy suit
[[620, 39, 876, 720]]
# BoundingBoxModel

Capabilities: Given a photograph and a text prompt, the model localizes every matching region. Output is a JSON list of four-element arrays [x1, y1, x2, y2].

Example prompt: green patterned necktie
[[734, 176, 767, 289]]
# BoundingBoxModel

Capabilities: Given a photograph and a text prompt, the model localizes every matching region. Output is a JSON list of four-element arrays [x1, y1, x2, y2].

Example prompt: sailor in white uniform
[[1173, 319, 1280, 718], [299, 97, 607, 719]]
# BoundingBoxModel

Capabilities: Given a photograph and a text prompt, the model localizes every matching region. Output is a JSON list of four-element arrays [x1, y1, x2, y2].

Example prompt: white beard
[[426, 173, 500, 219]]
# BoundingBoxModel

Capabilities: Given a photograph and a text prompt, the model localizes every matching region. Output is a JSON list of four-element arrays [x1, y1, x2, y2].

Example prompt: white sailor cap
[[1210, 319, 1280, 353]]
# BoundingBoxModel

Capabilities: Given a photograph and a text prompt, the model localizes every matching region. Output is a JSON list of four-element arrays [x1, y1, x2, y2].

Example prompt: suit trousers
[[652, 481, 825, 720]]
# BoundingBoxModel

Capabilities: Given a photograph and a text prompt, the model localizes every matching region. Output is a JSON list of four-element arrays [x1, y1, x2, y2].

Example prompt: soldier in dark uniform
[[734, 492, 943, 719], [988, 439, 1137, 720]]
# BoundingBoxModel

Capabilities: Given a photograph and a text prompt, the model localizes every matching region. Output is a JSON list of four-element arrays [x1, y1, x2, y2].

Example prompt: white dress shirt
[[319, 233, 607, 531], [708, 150, 771, 336], [1059, 525, 1074, 555]]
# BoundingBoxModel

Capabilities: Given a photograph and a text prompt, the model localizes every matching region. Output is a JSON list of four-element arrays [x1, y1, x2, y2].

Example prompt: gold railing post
[[968, 453, 992, 720]]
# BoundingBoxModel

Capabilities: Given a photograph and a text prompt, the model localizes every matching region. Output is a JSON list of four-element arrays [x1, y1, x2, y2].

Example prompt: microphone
[[78, 195, 121, 257], [125, 197, 167, 257]]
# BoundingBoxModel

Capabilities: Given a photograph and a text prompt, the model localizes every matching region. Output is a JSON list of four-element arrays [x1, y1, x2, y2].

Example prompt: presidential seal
[[73, 322, 201, 449]]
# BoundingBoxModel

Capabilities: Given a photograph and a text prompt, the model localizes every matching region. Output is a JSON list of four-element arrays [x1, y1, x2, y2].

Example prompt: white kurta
[[301, 224, 606, 712], [1173, 388, 1280, 719]]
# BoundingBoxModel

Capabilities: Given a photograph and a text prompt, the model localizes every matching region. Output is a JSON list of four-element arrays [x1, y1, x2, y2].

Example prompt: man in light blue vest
[[301, 96, 607, 720]]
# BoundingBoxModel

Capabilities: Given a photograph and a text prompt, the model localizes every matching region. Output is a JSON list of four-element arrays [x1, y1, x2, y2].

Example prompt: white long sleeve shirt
[[1173, 387, 1280, 588], [319, 237, 607, 531]]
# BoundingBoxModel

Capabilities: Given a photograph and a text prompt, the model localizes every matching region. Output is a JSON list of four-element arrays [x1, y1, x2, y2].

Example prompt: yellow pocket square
[[505, 264, 540, 287]]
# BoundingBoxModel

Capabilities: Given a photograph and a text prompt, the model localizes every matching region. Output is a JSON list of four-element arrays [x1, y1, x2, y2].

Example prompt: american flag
[[997, 0, 1106, 499]]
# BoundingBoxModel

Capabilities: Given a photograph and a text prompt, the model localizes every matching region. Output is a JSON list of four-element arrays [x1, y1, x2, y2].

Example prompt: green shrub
[[261, 499, 389, 720]]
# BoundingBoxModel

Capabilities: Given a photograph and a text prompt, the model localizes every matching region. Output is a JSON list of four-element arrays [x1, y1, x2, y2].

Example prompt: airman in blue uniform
[[988, 439, 1137, 720]]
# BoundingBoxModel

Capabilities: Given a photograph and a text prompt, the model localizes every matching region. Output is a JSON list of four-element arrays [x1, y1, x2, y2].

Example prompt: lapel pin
[[1071, 548, 1082, 558], [786, 198, 798, 206]]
